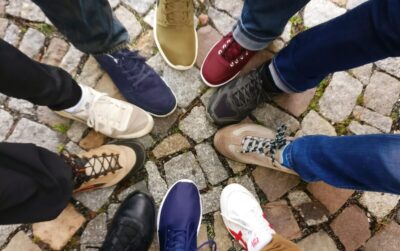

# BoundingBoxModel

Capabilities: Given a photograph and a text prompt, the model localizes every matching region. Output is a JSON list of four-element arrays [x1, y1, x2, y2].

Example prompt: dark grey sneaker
[[207, 64, 280, 125]]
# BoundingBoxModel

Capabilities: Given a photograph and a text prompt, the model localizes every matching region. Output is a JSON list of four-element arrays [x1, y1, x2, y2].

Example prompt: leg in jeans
[[261, 234, 300, 251], [233, 0, 310, 50], [31, 0, 128, 54], [272, 0, 400, 92], [0, 143, 73, 224], [0, 39, 81, 110], [283, 134, 400, 194]]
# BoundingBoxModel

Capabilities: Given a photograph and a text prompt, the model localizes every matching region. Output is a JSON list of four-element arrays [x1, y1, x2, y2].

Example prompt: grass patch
[[57, 144, 65, 153], [356, 94, 364, 106], [307, 77, 331, 112], [53, 123, 70, 134], [34, 24, 57, 36], [334, 118, 353, 135]]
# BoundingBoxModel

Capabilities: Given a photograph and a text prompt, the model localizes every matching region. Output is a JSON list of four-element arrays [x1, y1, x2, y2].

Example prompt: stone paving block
[[147, 53, 167, 75], [307, 182, 354, 214], [195, 143, 229, 185], [0, 18, 9, 38], [253, 166, 300, 201], [273, 88, 316, 118], [6, 0, 46, 22], [7, 118, 65, 153], [352, 106, 393, 133], [143, 8, 155, 28], [252, 103, 300, 133], [163, 67, 205, 108], [179, 106, 217, 143], [348, 121, 381, 135], [107, 203, 120, 220], [95, 73, 125, 100], [115, 6, 142, 41], [151, 110, 180, 138], [33, 204, 86, 250], [137, 134, 155, 150], [350, 63, 373, 85], [109, 0, 120, 8], [164, 152, 207, 190], [364, 221, 400, 251], [67, 121, 88, 143], [0, 225, 20, 247], [117, 180, 148, 201], [18, 28, 45, 59], [79, 130, 107, 150], [134, 30, 155, 59], [397, 209, 400, 224], [208, 7, 236, 35], [122, 0, 155, 15], [80, 213, 107, 250], [64, 141, 83, 154], [297, 200, 329, 226], [3, 231, 41, 251], [364, 71, 400, 116], [75, 186, 116, 212], [196, 26, 222, 68], [241, 49, 274, 76], [297, 231, 339, 251], [376, 57, 400, 79], [228, 175, 259, 202], [281, 22, 292, 42], [0, 0, 5, 15], [60, 45, 85, 77], [303, 0, 346, 27], [0, 109, 14, 141], [288, 190, 312, 208], [36, 106, 70, 128], [153, 133, 191, 159], [41, 37, 69, 66], [197, 224, 209, 249], [78, 56, 104, 88], [359, 192, 400, 220], [201, 186, 223, 215], [3, 23, 21, 47], [331, 0, 347, 7], [346, 0, 367, 9], [0, 93, 7, 103], [7, 98, 35, 115], [213, 212, 233, 250], [214, 0, 243, 19], [145, 161, 168, 205], [226, 159, 247, 174], [319, 72, 363, 122], [263, 200, 302, 240], [330, 205, 370, 251], [299, 110, 337, 136], [200, 88, 217, 108]]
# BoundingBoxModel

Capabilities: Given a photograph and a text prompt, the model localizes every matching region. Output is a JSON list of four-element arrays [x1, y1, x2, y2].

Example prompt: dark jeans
[[284, 134, 400, 194]]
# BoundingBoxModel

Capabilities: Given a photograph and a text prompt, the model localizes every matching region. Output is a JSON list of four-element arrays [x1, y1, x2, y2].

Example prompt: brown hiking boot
[[214, 123, 298, 175], [62, 143, 145, 193]]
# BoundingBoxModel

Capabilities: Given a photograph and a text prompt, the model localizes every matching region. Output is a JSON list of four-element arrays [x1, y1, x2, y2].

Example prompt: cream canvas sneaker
[[57, 84, 154, 139]]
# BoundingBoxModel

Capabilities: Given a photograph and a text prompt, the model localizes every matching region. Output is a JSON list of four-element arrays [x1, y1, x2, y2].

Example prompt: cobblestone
[[359, 192, 400, 220], [153, 133, 191, 159], [115, 6, 142, 41], [60, 45, 85, 77], [0, 18, 8, 38], [195, 143, 228, 185], [6, 0, 46, 22], [0, 109, 14, 141], [179, 106, 217, 143], [3, 231, 41, 251], [201, 186, 223, 215], [36, 106, 70, 128], [364, 221, 400, 251], [208, 7, 236, 35], [213, 212, 233, 250], [145, 161, 168, 205], [122, 0, 155, 15], [214, 0, 243, 19], [299, 110, 337, 136], [41, 37, 69, 66], [77, 56, 104, 88], [0, 225, 20, 246], [118, 180, 148, 201], [303, 0, 346, 27], [252, 103, 300, 133], [350, 63, 373, 85], [376, 57, 400, 79], [298, 231, 339, 251], [80, 214, 107, 250], [348, 121, 381, 135], [353, 106, 393, 133], [7, 98, 35, 115], [67, 121, 88, 143], [75, 186, 116, 212], [18, 28, 45, 59], [3, 23, 21, 47]]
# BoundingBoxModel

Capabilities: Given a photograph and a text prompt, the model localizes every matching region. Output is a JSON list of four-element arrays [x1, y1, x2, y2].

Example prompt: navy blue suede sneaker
[[158, 179, 202, 251], [95, 49, 177, 117]]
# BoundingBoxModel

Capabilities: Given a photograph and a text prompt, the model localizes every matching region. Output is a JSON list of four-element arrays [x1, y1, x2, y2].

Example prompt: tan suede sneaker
[[214, 124, 298, 175], [155, 0, 197, 70], [62, 143, 144, 193]]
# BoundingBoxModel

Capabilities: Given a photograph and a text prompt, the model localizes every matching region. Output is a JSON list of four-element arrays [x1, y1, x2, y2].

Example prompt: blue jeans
[[235, 0, 400, 92], [283, 134, 400, 194]]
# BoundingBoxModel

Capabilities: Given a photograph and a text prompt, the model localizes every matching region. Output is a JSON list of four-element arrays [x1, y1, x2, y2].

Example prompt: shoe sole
[[55, 110, 154, 139], [156, 179, 203, 244], [108, 139, 147, 173], [200, 39, 241, 88], [154, 5, 198, 71], [147, 77, 178, 118]]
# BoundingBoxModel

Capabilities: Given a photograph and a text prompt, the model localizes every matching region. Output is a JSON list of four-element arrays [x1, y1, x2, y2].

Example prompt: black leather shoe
[[100, 191, 156, 251]]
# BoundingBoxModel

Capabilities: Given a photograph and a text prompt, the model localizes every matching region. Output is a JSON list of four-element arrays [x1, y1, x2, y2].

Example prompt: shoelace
[[164, 0, 190, 25], [241, 125, 288, 163], [61, 151, 122, 189], [218, 35, 250, 67], [197, 240, 217, 251], [231, 71, 269, 109], [113, 50, 152, 87], [166, 229, 187, 250]]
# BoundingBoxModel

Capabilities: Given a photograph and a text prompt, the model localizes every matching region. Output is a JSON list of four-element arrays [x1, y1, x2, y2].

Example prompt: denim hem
[[232, 20, 272, 51], [269, 60, 295, 93], [92, 42, 130, 56]]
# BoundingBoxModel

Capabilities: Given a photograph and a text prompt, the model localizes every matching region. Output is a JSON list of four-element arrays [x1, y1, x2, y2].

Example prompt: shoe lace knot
[[241, 125, 288, 163], [61, 151, 123, 189], [166, 229, 187, 251], [164, 0, 190, 25], [218, 35, 250, 67], [231, 71, 268, 109], [113, 50, 151, 88]]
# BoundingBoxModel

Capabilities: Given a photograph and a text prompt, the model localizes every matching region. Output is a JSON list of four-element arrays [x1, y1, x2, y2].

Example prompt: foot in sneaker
[[155, 0, 197, 70], [214, 124, 298, 175], [207, 62, 281, 125], [158, 179, 202, 251], [94, 49, 177, 117], [100, 191, 156, 251], [57, 84, 154, 139], [221, 184, 276, 251], [62, 142, 145, 193], [201, 32, 256, 87]]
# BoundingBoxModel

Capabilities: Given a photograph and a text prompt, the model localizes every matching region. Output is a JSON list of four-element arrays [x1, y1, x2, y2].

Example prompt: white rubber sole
[[200, 39, 241, 88], [157, 179, 203, 244], [154, 5, 198, 71]]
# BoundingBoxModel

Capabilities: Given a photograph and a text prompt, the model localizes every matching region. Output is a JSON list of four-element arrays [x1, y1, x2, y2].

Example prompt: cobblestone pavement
[[1, 0, 400, 250]]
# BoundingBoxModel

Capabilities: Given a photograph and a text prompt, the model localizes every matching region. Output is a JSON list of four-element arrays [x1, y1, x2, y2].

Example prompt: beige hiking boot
[[56, 84, 154, 139], [214, 123, 298, 175], [62, 143, 144, 193], [155, 0, 197, 70]]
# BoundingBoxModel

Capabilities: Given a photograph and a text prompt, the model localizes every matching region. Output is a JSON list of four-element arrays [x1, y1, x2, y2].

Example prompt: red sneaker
[[201, 32, 256, 87]]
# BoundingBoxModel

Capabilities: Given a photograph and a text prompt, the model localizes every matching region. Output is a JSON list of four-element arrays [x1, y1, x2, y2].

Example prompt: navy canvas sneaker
[[95, 49, 177, 117], [158, 179, 202, 251]]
